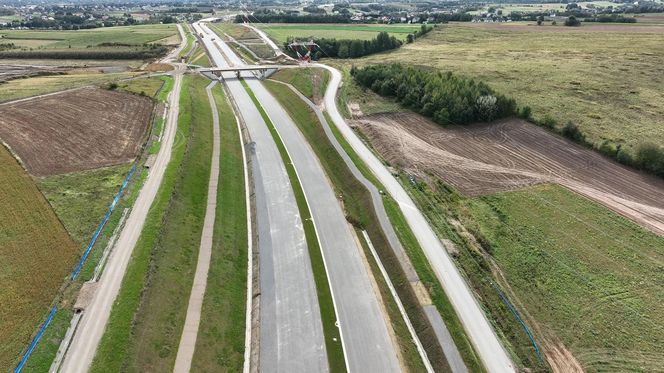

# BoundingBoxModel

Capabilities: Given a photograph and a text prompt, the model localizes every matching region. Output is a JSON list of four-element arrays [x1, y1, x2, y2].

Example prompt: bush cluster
[[286, 31, 401, 60], [406, 24, 433, 43], [351, 64, 516, 124]]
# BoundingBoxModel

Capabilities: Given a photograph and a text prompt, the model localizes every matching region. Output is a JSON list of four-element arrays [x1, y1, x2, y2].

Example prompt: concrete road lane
[[193, 22, 328, 373], [200, 22, 402, 373], [319, 63, 516, 373]]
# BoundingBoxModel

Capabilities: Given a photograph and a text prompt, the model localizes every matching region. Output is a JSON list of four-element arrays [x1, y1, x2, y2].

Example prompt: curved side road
[[172, 80, 221, 373], [58, 27, 187, 373], [318, 63, 516, 373]]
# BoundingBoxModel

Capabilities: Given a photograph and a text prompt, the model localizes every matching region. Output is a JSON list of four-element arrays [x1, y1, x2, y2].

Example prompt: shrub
[[635, 142, 664, 176], [106, 82, 118, 90], [352, 64, 516, 125], [565, 15, 581, 26], [540, 114, 557, 129], [519, 106, 532, 119], [561, 121, 585, 143]]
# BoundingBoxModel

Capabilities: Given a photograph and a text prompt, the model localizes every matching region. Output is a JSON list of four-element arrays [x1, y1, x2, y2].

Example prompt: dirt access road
[[356, 113, 664, 236], [58, 24, 187, 373]]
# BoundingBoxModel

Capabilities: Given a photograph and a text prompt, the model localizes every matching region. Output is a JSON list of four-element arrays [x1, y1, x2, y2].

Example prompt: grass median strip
[[91, 75, 212, 372], [190, 85, 248, 371], [240, 78, 346, 373]]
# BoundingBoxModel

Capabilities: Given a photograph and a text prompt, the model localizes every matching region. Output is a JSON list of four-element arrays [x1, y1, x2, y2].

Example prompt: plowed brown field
[[0, 87, 153, 176], [356, 112, 664, 236]]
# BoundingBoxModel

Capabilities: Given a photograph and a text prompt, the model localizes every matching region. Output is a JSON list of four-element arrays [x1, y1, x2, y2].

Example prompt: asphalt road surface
[[200, 22, 402, 373], [318, 63, 516, 373], [194, 22, 329, 373], [59, 26, 188, 373]]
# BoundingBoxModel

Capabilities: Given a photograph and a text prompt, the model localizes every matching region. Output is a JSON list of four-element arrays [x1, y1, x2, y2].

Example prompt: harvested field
[[0, 144, 78, 372], [356, 112, 664, 235], [0, 87, 153, 176]]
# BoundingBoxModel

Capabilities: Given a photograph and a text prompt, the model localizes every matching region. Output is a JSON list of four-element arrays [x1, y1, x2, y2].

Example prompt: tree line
[[286, 31, 401, 60], [351, 64, 516, 125]]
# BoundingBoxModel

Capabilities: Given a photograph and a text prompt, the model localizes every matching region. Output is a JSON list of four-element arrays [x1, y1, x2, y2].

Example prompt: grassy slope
[[191, 48, 211, 67], [462, 184, 664, 372], [178, 24, 195, 59], [90, 75, 211, 372], [259, 24, 422, 43], [191, 85, 247, 372], [0, 72, 140, 103], [270, 67, 330, 102], [356, 24, 664, 152], [0, 146, 78, 372], [241, 79, 346, 372], [119, 76, 166, 97], [36, 164, 133, 248], [263, 80, 438, 372]]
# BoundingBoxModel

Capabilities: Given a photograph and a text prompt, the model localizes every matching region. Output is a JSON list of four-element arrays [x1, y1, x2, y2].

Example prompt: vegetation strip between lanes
[[263, 79, 436, 372], [90, 75, 211, 372], [240, 78, 347, 373], [190, 83, 249, 372]]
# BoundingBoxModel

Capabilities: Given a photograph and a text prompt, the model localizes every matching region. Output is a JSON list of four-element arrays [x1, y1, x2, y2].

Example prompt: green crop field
[[461, 184, 664, 371], [257, 23, 423, 43], [0, 24, 178, 50], [351, 23, 664, 154], [0, 145, 78, 372]]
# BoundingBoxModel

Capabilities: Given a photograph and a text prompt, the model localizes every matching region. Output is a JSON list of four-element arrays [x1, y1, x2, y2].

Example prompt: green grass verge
[[264, 80, 439, 372], [190, 84, 248, 371], [36, 164, 133, 248], [190, 47, 211, 67], [321, 112, 486, 372], [91, 75, 212, 372], [156, 75, 174, 102], [178, 24, 195, 59], [119, 77, 165, 98], [240, 79, 346, 373], [270, 67, 330, 103]]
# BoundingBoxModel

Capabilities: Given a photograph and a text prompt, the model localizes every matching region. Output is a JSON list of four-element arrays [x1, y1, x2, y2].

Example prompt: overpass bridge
[[199, 64, 296, 80]]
